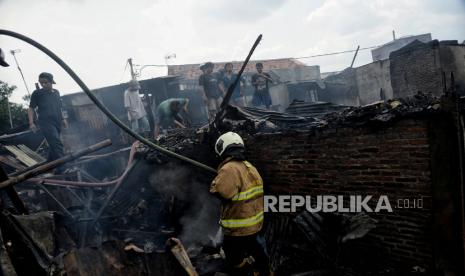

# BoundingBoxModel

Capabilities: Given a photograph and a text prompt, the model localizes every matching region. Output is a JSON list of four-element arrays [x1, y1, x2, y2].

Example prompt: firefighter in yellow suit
[[210, 132, 270, 276]]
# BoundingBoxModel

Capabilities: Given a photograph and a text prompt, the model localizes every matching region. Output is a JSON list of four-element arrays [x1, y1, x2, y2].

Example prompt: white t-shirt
[[124, 89, 147, 120]]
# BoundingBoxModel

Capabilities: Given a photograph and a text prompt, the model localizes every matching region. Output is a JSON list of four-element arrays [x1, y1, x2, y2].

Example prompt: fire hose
[[0, 29, 217, 174]]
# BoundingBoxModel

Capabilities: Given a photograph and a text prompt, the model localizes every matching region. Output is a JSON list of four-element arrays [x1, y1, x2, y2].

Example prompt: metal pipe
[[10, 49, 31, 96], [0, 139, 112, 188], [350, 45, 360, 68], [72, 147, 131, 165]]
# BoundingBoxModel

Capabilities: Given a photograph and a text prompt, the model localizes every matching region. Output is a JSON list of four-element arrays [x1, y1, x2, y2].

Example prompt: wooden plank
[[4, 146, 37, 167], [17, 144, 46, 163], [11, 146, 39, 166], [0, 155, 26, 170]]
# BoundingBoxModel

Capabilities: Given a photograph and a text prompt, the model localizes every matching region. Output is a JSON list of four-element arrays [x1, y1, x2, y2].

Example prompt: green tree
[[22, 93, 31, 103], [0, 81, 28, 133]]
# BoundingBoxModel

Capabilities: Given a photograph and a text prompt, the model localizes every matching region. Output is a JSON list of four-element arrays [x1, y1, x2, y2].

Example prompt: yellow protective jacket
[[210, 157, 264, 236]]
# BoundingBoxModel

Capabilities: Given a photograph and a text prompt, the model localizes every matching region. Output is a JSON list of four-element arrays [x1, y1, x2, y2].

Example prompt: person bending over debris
[[124, 79, 150, 135], [210, 132, 270, 275], [153, 98, 189, 138], [28, 72, 68, 172], [220, 62, 246, 107], [199, 62, 223, 118], [251, 63, 273, 110]]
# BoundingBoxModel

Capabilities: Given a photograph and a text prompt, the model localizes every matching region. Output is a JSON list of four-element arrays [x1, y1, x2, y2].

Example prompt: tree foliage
[[0, 80, 28, 133]]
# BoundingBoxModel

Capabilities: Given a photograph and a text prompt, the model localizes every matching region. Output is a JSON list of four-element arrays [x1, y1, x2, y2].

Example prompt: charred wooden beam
[[0, 139, 112, 189], [167, 238, 198, 276], [0, 166, 29, 214]]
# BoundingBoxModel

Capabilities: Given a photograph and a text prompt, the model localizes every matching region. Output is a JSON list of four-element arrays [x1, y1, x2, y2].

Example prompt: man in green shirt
[[153, 98, 189, 138]]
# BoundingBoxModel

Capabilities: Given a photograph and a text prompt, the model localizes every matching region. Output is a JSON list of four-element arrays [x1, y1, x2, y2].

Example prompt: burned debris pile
[[0, 137, 224, 275], [322, 92, 442, 127], [0, 91, 461, 276], [285, 100, 348, 119], [217, 92, 442, 137], [264, 212, 378, 275]]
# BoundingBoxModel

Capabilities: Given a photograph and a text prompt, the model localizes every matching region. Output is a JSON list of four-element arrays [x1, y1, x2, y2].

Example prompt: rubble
[[323, 92, 442, 127], [0, 88, 462, 275]]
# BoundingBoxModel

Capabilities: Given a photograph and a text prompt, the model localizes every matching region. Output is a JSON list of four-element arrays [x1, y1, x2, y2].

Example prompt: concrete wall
[[318, 68, 360, 106], [271, 66, 321, 83], [355, 59, 393, 105]]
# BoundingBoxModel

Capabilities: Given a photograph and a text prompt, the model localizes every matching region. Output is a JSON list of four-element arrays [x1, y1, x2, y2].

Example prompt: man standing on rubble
[[210, 132, 269, 275], [251, 63, 273, 110], [199, 62, 223, 118], [124, 79, 150, 135], [28, 72, 67, 169], [153, 98, 189, 138]]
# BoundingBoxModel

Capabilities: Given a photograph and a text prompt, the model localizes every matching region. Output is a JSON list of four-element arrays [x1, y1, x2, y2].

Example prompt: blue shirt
[[222, 73, 244, 99]]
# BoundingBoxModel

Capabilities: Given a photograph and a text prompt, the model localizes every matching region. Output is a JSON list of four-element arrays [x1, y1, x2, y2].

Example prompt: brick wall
[[246, 119, 436, 269], [390, 42, 443, 98], [168, 58, 305, 80]]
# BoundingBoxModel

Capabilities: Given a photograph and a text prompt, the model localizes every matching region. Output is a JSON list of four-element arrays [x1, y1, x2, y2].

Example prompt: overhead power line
[[119, 45, 381, 70], [292, 45, 380, 60]]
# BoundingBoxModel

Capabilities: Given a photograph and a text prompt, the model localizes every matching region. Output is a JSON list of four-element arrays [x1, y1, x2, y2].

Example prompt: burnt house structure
[[319, 40, 465, 106], [61, 76, 186, 151]]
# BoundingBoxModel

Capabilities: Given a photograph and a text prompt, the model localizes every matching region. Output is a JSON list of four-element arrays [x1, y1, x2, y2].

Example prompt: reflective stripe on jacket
[[210, 158, 264, 236]]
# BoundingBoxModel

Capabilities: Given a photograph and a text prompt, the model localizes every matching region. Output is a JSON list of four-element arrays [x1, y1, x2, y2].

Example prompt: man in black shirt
[[28, 72, 67, 166], [199, 62, 223, 118]]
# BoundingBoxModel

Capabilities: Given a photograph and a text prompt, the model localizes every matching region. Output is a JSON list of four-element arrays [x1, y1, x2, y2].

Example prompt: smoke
[[149, 163, 221, 249]]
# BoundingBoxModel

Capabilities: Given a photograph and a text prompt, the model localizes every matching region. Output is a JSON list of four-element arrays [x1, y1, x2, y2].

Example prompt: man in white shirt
[[124, 79, 149, 135]]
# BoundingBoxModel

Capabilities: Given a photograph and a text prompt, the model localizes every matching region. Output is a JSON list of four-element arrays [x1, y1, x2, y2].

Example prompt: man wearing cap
[[199, 62, 223, 118], [124, 79, 150, 135], [28, 72, 67, 166]]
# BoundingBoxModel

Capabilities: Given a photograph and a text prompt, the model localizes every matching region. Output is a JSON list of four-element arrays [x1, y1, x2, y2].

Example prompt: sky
[[1, 0, 464, 104]]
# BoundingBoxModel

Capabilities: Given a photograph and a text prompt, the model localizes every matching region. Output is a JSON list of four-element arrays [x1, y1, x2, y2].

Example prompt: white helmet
[[215, 132, 244, 156]]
